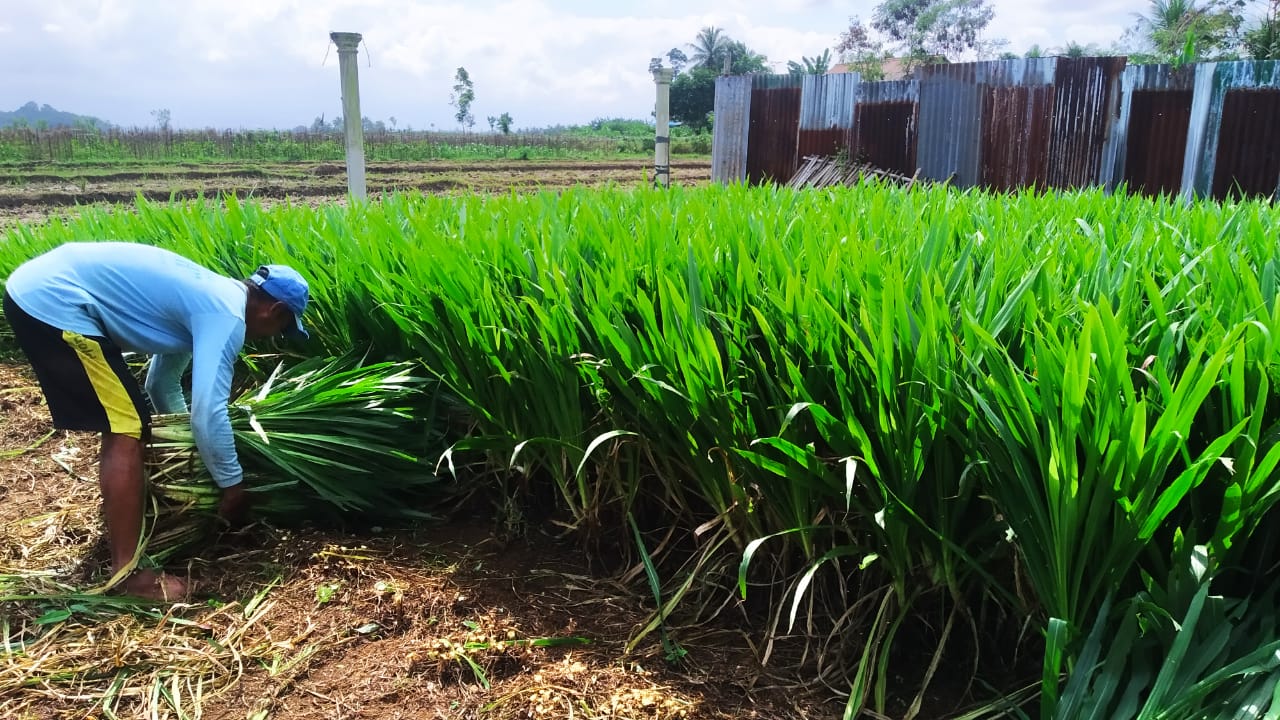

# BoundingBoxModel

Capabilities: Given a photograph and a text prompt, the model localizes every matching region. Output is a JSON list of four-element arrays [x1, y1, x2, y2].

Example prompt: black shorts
[[3, 291, 151, 440]]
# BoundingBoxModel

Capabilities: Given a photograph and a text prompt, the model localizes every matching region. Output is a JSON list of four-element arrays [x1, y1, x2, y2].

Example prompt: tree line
[[656, 0, 1280, 129]]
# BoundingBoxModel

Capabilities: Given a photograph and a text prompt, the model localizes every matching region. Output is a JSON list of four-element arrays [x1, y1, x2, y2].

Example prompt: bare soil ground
[[0, 360, 838, 720], [0, 158, 712, 229]]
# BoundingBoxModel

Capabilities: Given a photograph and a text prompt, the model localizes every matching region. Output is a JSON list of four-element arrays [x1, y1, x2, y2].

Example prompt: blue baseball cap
[[249, 264, 310, 339]]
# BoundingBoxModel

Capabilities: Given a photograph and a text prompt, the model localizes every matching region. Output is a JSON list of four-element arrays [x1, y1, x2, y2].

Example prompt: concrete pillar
[[330, 31, 367, 201], [652, 68, 673, 188]]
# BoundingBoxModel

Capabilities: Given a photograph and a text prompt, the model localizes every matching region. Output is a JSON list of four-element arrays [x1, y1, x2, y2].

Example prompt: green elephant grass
[[3, 180, 1279, 717]]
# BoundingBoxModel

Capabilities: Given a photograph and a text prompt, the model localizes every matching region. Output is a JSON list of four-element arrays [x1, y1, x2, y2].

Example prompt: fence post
[[330, 31, 367, 201], [652, 67, 673, 187]]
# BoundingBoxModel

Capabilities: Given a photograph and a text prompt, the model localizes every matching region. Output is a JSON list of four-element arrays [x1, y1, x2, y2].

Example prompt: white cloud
[[988, 0, 1142, 52], [2, 0, 1152, 130]]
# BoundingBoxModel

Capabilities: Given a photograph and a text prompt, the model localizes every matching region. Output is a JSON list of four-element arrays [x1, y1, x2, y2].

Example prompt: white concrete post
[[330, 31, 367, 201], [652, 67, 673, 188]]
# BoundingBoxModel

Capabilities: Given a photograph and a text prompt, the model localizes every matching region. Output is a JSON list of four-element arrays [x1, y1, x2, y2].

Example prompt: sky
[[0, 0, 1155, 131]]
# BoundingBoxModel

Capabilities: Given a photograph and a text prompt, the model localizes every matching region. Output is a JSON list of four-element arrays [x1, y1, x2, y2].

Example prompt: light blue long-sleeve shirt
[[5, 242, 248, 488]]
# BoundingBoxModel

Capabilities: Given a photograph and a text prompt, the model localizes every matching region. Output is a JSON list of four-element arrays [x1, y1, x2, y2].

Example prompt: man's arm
[[189, 315, 245, 492], [145, 353, 192, 414]]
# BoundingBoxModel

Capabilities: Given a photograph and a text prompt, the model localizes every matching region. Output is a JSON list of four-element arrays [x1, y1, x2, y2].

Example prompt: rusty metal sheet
[[1047, 57, 1127, 189], [717, 58, 1279, 194], [851, 81, 920, 176], [975, 59, 1057, 191], [981, 85, 1054, 191], [1103, 63, 1196, 191], [746, 75, 803, 184], [853, 101, 918, 176], [797, 73, 859, 159], [1212, 88, 1280, 199], [916, 59, 1057, 187], [796, 127, 847, 160], [1122, 89, 1193, 197], [712, 75, 753, 183]]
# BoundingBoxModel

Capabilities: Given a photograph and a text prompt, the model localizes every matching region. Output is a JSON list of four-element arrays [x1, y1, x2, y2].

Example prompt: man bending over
[[3, 242, 310, 601]]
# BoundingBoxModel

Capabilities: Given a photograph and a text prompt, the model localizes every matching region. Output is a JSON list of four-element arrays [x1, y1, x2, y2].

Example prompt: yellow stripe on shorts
[[62, 330, 143, 439]]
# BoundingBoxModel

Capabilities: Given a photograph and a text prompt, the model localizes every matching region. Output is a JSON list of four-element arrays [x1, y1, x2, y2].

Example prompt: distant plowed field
[[0, 158, 713, 227]]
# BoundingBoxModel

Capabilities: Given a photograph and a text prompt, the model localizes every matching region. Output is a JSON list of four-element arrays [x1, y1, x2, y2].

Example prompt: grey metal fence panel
[[860, 79, 921, 104], [798, 72, 859, 129], [797, 73, 859, 159], [917, 63, 983, 187], [1184, 60, 1280, 199], [715, 58, 1280, 198], [1184, 63, 1223, 199], [712, 75, 752, 183], [984, 57, 1058, 87]]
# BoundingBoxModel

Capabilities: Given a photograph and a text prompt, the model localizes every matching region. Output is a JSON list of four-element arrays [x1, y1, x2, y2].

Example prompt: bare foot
[[119, 569, 189, 602]]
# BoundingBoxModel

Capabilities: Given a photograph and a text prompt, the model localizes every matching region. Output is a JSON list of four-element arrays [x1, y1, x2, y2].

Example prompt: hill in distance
[[0, 102, 111, 129]]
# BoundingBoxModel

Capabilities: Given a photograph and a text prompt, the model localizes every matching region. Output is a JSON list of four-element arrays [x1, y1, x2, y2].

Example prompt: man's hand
[[218, 483, 251, 525]]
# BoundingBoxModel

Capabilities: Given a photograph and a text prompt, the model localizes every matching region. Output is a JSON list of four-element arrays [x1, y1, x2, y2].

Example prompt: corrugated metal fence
[[712, 57, 1280, 201]]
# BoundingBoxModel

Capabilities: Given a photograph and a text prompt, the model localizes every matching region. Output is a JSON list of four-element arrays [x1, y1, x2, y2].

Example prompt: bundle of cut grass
[[144, 354, 446, 559]]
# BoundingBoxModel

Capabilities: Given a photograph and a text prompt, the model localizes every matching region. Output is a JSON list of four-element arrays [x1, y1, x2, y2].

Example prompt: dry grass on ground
[[0, 361, 835, 720]]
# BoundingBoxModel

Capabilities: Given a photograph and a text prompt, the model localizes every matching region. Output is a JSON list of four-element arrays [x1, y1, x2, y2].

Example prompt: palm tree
[[787, 49, 834, 75], [1131, 0, 1240, 60], [1244, 0, 1280, 59], [688, 26, 731, 69], [1137, 0, 1198, 45], [1057, 41, 1102, 57]]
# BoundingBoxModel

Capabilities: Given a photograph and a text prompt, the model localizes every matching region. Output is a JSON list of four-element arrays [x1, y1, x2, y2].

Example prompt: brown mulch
[[0, 358, 838, 720]]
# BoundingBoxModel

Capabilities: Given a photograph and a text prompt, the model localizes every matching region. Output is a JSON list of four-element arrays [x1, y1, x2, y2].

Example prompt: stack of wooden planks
[[787, 155, 923, 189]]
